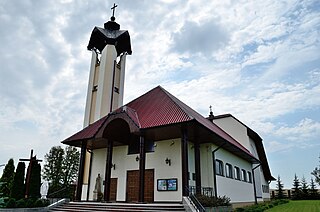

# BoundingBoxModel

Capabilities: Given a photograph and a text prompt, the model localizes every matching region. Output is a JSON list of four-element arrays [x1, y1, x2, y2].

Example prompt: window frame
[[234, 166, 241, 180], [225, 163, 233, 178], [215, 159, 224, 176], [247, 171, 252, 183], [241, 169, 247, 182]]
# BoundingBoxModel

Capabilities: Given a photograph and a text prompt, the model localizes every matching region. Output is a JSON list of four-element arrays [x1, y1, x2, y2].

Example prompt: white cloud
[[0, 0, 319, 185]]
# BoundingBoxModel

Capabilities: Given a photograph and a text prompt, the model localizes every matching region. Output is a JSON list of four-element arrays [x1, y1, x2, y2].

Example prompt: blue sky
[[0, 0, 319, 189]]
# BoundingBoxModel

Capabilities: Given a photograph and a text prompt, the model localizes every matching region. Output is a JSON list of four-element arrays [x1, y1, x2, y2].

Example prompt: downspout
[[212, 143, 226, 199], [252, 164, 261, 204]]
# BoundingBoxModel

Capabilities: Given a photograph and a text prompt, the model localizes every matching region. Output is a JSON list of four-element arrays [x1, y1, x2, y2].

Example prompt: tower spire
[[110, 3, 118, 21]]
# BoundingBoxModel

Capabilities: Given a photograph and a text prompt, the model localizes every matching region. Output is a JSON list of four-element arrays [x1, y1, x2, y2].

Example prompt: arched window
[[247, 171, 252, 183], [215, 159, 224, 176], [242, 169, 247, 182], [225, 163, 233, 178], [234, 166, 241, 180]]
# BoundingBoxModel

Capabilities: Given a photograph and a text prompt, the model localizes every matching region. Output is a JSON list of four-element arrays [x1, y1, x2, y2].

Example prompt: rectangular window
[[247, 171, 252, 183], [242, 169, 247, 182], [128, 135, 154, 154], [225, 163, 233, 178], [215, 159, 224, 176], [262, 185, 269, 193], [234, 166, 241, 180]]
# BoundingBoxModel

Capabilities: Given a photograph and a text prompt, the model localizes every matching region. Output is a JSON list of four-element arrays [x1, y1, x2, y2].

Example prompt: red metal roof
[[62, 86, 255, 159], [64, 115, 108, 142], [126, 86, 192, 128]]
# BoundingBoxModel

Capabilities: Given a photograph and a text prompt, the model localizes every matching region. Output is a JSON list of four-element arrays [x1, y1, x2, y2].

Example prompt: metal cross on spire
[[111, 3, 118, 20]]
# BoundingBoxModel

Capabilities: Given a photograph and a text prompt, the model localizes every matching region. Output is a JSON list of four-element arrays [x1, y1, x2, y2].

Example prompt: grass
[[266, 200, 320, 212]]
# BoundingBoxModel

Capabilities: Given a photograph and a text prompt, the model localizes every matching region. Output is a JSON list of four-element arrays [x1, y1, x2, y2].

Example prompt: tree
[[311, 155, 320, 186], [292, 174, 302, 200], [0, 159, 15, 197], [301, 177, 309, 199], [43, 146, 64, 189], [10, 162, 25, 200], [276, 175, 285, 199], [43, 146, 80, 196], [29, 162, 41, 198], [309, 178, 319, 200], [62, 146, 80, 186]]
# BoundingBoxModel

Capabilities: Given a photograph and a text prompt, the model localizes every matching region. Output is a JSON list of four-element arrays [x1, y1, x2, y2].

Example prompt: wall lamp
[[136, 156, 140, 162], [165, 157, 171, 166]]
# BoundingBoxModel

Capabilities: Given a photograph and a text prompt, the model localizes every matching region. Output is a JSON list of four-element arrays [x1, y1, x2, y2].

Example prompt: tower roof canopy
[[87, 21, 132, 56]]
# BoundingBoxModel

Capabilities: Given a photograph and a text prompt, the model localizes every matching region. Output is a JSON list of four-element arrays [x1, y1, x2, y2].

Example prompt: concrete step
[[49, 202, 186, 212]]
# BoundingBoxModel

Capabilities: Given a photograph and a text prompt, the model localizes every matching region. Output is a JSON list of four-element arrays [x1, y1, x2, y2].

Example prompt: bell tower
[[77, 4, 132, 201], [84, 4, 132, 127]]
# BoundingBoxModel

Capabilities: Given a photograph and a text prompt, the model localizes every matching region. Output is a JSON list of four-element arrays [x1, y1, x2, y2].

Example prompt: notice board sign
[[157, 178, 177, 191]]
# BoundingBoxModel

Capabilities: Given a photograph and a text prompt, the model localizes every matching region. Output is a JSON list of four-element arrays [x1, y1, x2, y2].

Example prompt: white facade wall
[[199, 143, 255, 203], [214, 117, 271, 201], [147, 139, 182, 201], [213, 145, 255, 203], [88, 139, 183, 202], [213, 117, 250, 150]]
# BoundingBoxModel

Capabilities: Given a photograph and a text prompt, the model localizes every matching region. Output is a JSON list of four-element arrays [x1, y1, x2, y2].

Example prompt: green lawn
[[266, 200, 320, 212]]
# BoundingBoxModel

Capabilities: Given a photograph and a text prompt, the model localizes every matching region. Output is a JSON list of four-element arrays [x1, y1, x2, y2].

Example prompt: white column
[[83, 51, 98, 127], [95, 45, 117, 120], [118, 53, 127, 107]]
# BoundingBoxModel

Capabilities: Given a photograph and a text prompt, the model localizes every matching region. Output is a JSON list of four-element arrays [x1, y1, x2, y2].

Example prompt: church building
[[62, 7, 275, 206]]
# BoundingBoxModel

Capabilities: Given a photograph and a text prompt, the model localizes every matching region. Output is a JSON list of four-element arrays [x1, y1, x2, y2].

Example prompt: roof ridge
[[158, 86, 194, 120], [125, 85, 161, 106]]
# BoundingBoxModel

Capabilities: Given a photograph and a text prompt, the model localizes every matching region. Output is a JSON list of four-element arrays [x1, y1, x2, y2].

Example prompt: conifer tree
[[0, 159, 15, 197], [292, 174, 302, 200], [301, 177, 309, 199], [29, 162, 41, 198], [276, 175, 285, 199], [10, 162, 25, 200], [309, 178, 319, 200], [311, 155, 320, 186]]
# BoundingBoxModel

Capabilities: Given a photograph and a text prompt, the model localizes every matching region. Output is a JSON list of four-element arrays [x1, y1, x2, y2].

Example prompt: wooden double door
[[126, 169, 154, 203]]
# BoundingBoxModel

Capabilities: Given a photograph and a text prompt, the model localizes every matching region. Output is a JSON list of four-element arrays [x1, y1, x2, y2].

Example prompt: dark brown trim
[[138, 136, 145, 202], [96, 113, 140, 139], [181, 128, 189, 196], [104, 140, 113, 202], [194, 142, 201, 195], [110, 60, 116, 112], [76, 141, 87, 201]]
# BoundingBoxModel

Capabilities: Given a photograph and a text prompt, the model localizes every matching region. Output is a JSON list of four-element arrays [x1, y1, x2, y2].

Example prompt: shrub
[[16, 199, 26, 208], [34, 199, 44, 207], [235, 199, 289, 212], [26, 198, 35, 208], [196, 194, 231, 207], [0, 197, 8, 208], [6, 198, 16, 208]]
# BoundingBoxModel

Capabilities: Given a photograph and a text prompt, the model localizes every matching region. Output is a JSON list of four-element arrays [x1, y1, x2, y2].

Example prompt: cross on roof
[[111, 3, 118, 17]]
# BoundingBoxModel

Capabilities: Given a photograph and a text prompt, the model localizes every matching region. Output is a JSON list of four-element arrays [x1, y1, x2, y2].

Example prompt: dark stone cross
[[111, 3, 118, 18], [19, 149, 42, 198]]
